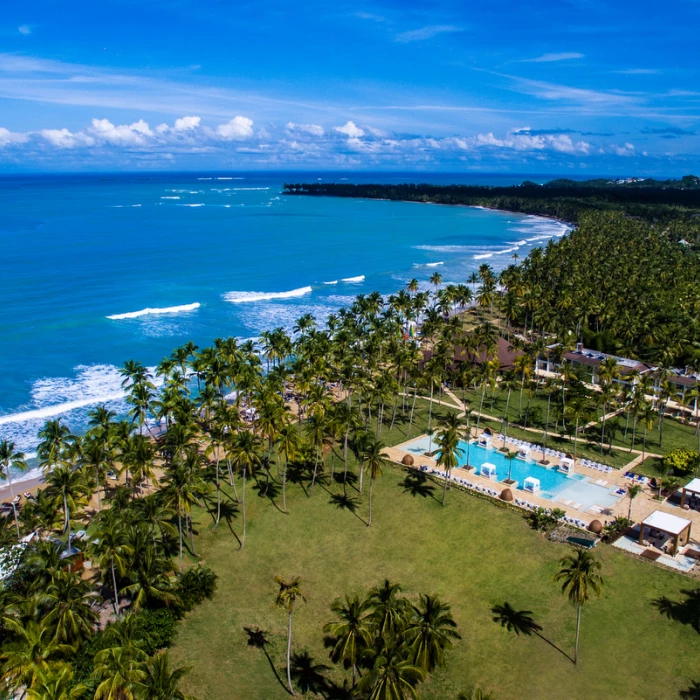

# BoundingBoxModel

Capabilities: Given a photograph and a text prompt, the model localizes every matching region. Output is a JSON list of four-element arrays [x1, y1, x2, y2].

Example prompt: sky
[[1, 0, 699, 174]]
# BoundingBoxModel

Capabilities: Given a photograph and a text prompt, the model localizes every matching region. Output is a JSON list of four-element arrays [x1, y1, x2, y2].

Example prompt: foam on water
[[323, 280, 339, 285], [342, 275, 365, 283], [161, 196, 180, 200], [223, 286, 313, 303], [106, 303, 201, 320]]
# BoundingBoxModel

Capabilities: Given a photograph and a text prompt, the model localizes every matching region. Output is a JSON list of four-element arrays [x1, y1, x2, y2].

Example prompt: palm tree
[[627, 483, 642, 521], [37, 419, 74, 471], [637, 402, 656, 461], [41, 569, 99, 645], [229, 430, 262, 548], [406, 594, 461, 672], [138, 651, 195, 700], [358, 639, 425, 699], [324, 595, 374, 687], [435, 427, 464, 505], [362, 437, 392, 526], [276, 423, 299, 514], [504, 449, 518, 484], [564, 396, 593, 459], [0, 618, 73, 693], [274, 575, 306, 696], [553, 550, 603, 665], [0, 440, 28, 538], [45, 465, 86, 546], [92, 646, 146, 700], [27, 664, 88, 699], [368, 579, 409, 639], [90, 518, 133, 617]]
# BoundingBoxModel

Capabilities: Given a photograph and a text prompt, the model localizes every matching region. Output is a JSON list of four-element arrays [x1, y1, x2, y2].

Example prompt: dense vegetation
[[283, 177, 700, 238]]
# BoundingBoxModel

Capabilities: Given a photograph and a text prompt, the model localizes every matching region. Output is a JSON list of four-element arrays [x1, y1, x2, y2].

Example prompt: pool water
[[403, 436, 621, 510]]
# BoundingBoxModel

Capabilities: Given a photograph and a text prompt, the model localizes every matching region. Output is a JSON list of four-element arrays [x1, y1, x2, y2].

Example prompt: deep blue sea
[[0, 171, 570, 469]]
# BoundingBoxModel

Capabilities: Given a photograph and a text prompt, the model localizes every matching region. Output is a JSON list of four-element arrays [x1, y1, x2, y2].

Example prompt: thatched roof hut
[[402, 454, 415, 466], [588, 519, 603, 534], [500, 488, 514, 502]]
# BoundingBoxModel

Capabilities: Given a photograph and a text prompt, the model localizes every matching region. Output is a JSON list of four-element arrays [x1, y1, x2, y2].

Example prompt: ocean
[[0, 171, 569, 472]]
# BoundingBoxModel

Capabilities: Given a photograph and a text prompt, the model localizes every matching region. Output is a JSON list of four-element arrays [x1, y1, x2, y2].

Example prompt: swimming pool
[[402, 436, 621, 510]]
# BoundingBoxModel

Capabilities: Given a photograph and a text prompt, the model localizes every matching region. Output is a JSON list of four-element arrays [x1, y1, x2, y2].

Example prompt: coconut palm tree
[[27, 664, 88, 699], [564, 396, 593, 459], [276, 422, 299, 514], [358, 639, 425, 700], [138, 652, 196, 700], [361, 437, 392, 526], [90, 518, 133, 617], [274, 575, 306, 696], [37, 420, 74, 471], [41, 569, 100, 646], [45, 465, 86, 546], [92, 646, 146, 700], [627, 483, 642, 521], [0, 440, 28, 539], [324, 595, 374, 687], [435, 427, 463, 506], [229, 430, 263, 548], [405, 594, 461, 672], [553, 550, 603, 665]]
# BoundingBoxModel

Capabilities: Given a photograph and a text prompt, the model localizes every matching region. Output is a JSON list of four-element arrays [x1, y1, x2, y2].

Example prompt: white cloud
[[173, 116, 201, 131], [610, 142, 635, 156], [335, 121, 364, 138], [286, 122, 324, 136], [0, 127, 28, 146], [40, 128, 94, 148], [18, 25, 31, 36], [90, 118, 152, 145], [522, 52, 584, 63], [395, 25, 463, 43], [216, 116, 254, 140]]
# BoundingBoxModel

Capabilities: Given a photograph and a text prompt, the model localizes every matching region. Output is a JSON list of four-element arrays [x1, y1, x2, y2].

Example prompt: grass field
[[170, 427, 700, 699]]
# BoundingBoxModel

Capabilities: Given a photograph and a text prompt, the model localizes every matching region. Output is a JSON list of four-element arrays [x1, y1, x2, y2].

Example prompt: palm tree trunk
[[573, 418, 579, 459], [427, 383, 435, 434], [574, 603, 582, 665], [7, 472, 19, 540], [368, 477, 374, 526], [111, 559, 120, 617], [241, 467, 247, 548], [282, 456, 288, 514], [442, 468, 449, 505], [95, 468, 102, 513], [408, 387, 418, 438], [214, 458, 222, 529], [286, 608, 295, 695], [178, 510, 183, 571], [64, 494, 71, 546]]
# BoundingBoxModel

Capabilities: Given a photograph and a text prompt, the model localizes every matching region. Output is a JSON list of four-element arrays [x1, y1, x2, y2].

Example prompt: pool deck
[[388, 428, 700, 549]]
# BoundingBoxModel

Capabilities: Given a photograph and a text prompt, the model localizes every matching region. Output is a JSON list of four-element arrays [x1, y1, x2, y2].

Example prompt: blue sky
[[1, 0, 699, 174]]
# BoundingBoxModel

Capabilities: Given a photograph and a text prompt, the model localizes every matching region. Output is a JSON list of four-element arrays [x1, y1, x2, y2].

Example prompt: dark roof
[[424, 337, 522, 370]]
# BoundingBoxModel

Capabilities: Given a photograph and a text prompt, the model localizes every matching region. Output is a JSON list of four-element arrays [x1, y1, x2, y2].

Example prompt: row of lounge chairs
[[580, 459, 613, 473], [623, 471, 650, 485], [513, 499, 588, 529]]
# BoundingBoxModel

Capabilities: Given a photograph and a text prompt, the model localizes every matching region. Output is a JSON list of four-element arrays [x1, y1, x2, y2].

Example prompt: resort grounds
[[169, 399, 700, 699]]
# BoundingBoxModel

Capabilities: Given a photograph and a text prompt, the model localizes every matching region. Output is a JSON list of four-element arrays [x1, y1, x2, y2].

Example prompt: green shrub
[[139, 608, 178, 654], [176, 565, 218, 611], [664, 448, 699, 476]]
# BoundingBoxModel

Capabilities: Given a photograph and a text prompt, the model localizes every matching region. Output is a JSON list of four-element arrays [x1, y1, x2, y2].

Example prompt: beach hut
[[480, 463, 497, 479], [638, 510, 692, 556], [524, 476, 540, 494], [680, 478, 700, 509], [559, 457, 575, 474]]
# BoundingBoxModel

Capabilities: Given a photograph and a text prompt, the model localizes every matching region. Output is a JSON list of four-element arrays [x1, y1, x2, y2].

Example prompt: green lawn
[[171, 463, 700, 699]]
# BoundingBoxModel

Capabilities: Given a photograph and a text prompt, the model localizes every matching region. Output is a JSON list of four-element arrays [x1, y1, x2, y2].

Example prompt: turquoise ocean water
[[0, 172, 569, 468]]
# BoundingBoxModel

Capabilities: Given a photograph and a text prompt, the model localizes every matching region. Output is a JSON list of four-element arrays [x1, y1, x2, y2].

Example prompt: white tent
[[480, 463, 497, 479], [524, 477, 540, 493], [559, 457, 575, 474]]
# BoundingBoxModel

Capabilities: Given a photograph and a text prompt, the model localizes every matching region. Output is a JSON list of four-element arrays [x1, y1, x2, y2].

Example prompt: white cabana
[[681, 478, 700, 509], [517, 446, 531, 461], [478, 434, 492, 447], [559, 457, 575, 474], [639, 510, 692, 556], [524, 477, 540, 493], [480, 463, 497, 479]]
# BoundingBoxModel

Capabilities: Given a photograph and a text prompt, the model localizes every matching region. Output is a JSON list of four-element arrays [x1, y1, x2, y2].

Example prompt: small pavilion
[[639, 510, 692, 556], [680, 478, 700, 509]]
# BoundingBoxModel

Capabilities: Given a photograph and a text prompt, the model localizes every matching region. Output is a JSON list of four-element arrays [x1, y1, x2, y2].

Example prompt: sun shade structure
[[639, 510, 692, 556], [559, 457, 575, 473], [680, 478, 700, 508], [524, 476, 540, 493], [480, 463, 497, 479]]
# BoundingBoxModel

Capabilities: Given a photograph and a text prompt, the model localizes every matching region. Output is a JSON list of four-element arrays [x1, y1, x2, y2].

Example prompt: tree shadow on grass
[[329, 494, 367, 526], [243, 626, 290, 695], [681, 681, 700, 699], [286, 462, 313, 497], [400, 471, 438, 501], [653, 590, 700, 633], [491, 602, 574, 664]]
